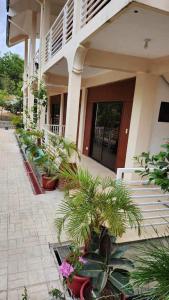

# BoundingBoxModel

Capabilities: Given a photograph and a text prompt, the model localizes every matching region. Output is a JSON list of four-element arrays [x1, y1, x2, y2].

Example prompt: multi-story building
[[6, 0, 169, 172]]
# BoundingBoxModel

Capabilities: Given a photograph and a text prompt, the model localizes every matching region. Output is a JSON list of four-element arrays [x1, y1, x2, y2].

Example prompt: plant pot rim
[[42, 174, 55, 180]]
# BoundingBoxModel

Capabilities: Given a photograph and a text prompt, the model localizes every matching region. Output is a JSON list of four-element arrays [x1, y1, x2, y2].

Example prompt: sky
[[0, 0, 24, 58]]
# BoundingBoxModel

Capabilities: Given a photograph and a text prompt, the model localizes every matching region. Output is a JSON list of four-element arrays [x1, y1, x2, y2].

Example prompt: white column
[[28, 12, 37, 121], [78, 88, 88, 152], [65, 71, 82, 142], [23, 40, 28, 125], [125, 73, 159, 167], [59, 94, 64, 136]]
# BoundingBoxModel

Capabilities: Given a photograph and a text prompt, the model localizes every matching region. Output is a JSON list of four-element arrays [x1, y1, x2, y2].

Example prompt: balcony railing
[[44, 0, 74, 63], [43, 0, 111, 65], [45, 124, 65, 136]]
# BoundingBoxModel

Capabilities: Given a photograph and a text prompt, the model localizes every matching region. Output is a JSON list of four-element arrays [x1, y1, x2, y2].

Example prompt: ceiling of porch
[[85, 4, 169, 59]]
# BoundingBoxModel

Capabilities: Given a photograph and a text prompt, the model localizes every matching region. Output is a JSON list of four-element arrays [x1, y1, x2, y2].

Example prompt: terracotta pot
[[42, 175, 57, 191], [67, 275, 90, 298], [80, 279, 91, 300]]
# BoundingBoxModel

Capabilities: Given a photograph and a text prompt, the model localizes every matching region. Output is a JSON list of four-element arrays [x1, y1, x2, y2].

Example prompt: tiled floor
[[0, 129, 64, 300]]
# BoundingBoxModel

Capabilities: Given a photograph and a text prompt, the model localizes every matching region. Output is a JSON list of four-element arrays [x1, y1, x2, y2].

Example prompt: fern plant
[[55, 167, 142, 245], [131, 236, 169, 299]]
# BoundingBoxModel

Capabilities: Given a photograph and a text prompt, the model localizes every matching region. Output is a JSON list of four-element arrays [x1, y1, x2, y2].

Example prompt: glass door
[[90, 102, 123, 171]]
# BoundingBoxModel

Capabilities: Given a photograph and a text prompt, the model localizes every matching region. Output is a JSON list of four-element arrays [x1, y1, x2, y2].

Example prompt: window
[[158, 102, 169, 122]]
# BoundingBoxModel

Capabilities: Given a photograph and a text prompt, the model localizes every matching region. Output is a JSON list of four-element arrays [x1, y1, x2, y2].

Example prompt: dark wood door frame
[[83, 78, 136, 170]]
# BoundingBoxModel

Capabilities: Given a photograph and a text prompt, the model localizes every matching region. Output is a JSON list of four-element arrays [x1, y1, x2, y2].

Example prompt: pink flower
[[59, 261, 74, 278], [79, 256, 87, 264]]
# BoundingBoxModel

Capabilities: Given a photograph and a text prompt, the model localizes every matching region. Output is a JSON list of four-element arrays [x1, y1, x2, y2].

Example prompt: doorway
[[90, 102, 123, 171]]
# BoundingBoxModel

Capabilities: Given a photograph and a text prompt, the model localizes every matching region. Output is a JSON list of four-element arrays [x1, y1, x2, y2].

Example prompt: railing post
[[73, 0, 82, 34], [62, 6, 67, 46]]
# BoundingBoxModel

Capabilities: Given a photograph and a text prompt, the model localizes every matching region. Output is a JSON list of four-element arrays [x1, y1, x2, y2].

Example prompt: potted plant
[[59, 246, 89, 298], [35, 152, 59, 190], [78, 230, 134, 299], [55, 167, 142, 246], [47, 135, 80, 189]]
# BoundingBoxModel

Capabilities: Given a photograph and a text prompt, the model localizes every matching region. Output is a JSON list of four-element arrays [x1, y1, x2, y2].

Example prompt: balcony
[[43, 0, 112, 69]]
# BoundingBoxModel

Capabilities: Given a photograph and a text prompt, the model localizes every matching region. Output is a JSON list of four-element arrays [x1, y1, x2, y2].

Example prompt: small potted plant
[[78, 231, 134, 299], [35, 152, 59, 190], [59, 246, 89, 298], [55, 167, 142, 246], [48, 135, 80, 190]]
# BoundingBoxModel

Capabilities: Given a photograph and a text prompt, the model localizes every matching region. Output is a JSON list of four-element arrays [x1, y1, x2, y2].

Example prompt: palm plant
[[55, 167, 142, 245], [130, 236, 169, 300], [48, 134, 80, 166]]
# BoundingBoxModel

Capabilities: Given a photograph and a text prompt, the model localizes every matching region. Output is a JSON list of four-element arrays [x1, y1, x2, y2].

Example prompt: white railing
[[116, 167, 169, 230], [81, 0, 111, 27], [45, 124, 65, 136], [44, 0, 74, 64], [43, 0, 112, 65]]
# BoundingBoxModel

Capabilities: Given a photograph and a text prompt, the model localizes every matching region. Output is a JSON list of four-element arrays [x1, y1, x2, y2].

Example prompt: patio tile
[[0, 130, 64, 297]]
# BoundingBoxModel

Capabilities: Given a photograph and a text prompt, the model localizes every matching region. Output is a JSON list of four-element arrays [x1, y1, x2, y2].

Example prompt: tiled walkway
[[0, 130, 64, 300]]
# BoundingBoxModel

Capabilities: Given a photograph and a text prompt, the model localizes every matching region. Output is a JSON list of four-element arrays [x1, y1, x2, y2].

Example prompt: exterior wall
[[125, 73, 159, 167], [83, 78, 136, 169], [150, 77, 169, 153]]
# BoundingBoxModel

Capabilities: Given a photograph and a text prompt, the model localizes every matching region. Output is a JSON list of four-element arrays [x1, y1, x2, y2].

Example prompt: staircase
[[116, 168, 169, 243]]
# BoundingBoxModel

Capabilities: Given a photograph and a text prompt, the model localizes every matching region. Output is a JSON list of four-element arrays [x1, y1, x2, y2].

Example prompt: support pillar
[[125, 73, 159, 167], [65, 71, 82, 142], [28, 12, 37, 122], [23, 39, 28, 125], [78, 88, 88, 152], [59, 94, 64, 136]]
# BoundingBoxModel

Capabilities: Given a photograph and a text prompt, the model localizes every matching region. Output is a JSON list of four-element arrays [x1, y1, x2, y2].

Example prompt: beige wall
[[125, 73, 159, 167], [150, 77, 169, 153]]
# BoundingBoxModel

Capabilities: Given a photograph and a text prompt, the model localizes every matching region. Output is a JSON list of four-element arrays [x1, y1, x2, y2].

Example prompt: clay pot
[[67, 275, 90, 298], [80, 279, 92, 300], [42, 175, 57, 190]]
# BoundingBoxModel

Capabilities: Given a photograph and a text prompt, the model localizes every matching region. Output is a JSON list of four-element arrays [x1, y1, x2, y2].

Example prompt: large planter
[[67, 275, 90, 298], [42, 175, 57, 190]]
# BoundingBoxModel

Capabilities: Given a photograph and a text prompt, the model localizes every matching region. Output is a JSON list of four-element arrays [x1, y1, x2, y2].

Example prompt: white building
[[6, 0, 169, 171]]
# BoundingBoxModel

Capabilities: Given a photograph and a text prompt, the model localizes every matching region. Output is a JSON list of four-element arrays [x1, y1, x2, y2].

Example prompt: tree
[[0, 52, 24, 96], [0, 90, 9, 119]]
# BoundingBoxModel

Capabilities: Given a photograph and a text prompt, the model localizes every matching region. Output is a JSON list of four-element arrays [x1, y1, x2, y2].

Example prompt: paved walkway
[[0, 130, 64, 300]]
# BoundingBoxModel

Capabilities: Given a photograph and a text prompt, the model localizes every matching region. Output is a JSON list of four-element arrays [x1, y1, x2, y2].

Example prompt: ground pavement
[[0, 129, 64, 300]]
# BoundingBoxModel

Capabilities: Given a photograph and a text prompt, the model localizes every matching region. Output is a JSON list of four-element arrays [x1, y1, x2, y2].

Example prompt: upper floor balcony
[[41, 0, 169, 74]]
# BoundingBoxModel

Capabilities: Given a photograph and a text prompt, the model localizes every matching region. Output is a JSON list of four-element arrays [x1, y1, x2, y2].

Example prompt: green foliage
[[135, 142, 169, 192], [35, 151, 59, 178], [131, 237, 169, 299], [48, 134, 80, 166], [49, 288, 64, 299], [11, 115, 23, 129], [55, 167, 142, 245], [0, 52, 24, 96], [18, 128, 44, 159], [78, 231, 134, 298]]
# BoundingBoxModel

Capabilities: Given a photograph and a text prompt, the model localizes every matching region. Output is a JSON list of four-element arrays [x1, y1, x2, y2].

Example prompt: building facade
[[6, 0, 169, 171]]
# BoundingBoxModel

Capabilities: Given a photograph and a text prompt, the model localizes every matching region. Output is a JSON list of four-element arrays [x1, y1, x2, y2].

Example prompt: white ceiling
[[48, 58, 110, 78], [88, 5, 169, 59]]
